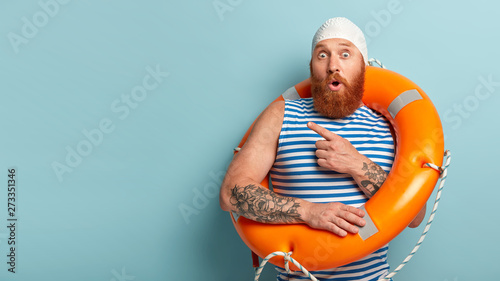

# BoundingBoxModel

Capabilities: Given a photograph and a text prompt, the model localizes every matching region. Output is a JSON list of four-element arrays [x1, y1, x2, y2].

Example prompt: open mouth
[[328, 80, 342, 91]]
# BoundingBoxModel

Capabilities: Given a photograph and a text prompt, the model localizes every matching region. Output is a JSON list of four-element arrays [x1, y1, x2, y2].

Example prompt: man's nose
[[328, 58, 340, 74]]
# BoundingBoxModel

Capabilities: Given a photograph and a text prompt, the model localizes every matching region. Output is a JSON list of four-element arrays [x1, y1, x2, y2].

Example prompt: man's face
[[310, 38, 365, 119]]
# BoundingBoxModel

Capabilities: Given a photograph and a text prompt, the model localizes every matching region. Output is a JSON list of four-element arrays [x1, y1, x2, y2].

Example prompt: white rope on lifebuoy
[[368, 58, 387, 69], [254, 251, 318, 281], [379, 150, 451, 280]]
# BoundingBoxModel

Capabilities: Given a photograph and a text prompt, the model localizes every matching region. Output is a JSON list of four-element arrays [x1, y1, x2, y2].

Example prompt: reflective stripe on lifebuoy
[[230, 66, 445, 271]]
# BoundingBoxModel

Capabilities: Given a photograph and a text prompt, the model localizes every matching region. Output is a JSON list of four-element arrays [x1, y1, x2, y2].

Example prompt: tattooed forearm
[[360, 161, 387, 197], [229, 184, 304, 223]]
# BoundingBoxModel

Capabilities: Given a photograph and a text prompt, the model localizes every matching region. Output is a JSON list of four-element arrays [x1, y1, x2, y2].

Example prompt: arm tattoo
[[360, 162, 387, 197], [229, 184, 303, 223]]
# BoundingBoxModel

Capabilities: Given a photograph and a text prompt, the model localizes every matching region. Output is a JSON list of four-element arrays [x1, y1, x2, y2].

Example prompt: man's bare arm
[[359, 161, 387, 197], [224, 181, 365, 236], [219, 101, 308, 224], [229, 183, 304, 223]]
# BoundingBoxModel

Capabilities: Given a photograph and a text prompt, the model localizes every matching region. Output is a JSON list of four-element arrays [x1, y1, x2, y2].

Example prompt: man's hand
[[307, 121, 367, 175], [303, 201, 366, 237]]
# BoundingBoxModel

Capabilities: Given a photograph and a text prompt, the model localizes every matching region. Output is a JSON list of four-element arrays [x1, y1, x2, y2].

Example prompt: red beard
[[310, 67, 365, 119]]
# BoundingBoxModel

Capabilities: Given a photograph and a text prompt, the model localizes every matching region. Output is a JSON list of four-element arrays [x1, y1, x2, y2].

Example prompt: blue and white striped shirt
[[270, 97, 394, 281]]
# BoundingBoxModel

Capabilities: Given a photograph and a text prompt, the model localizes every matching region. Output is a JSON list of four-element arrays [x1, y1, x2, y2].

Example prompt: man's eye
[[319, 52, 327, 58], [342, 52, 350, 58]]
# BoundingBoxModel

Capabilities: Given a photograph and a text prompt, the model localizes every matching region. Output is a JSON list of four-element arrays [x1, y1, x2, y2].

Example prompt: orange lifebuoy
[[230, 66, 445, 271]]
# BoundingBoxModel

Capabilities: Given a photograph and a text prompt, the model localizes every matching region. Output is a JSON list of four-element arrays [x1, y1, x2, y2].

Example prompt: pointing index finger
[[307, 121, 337, 141]]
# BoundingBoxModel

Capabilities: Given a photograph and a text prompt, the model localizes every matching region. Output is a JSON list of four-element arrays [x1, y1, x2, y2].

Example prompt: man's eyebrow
[[314, 43, 327, 50], [314, 42, 354, 51]]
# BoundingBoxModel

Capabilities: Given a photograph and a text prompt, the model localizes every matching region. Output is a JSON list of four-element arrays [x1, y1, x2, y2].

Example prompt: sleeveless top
[[270, 97, 394, 281]]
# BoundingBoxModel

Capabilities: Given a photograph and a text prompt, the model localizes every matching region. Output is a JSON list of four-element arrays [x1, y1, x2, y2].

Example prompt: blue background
[[0, 0, 498, 280]]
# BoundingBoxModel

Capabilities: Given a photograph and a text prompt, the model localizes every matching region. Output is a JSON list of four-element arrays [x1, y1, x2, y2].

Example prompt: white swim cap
[[312, 17, 368, 65]]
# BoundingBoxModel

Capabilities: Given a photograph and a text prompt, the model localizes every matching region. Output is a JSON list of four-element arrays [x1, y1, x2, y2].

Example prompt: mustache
[[327, 72, 348, 86], [311, 71, 349, 87]]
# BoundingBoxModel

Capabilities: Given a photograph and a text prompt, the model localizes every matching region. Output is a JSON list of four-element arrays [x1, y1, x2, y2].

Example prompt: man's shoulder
[[265, 100, 285, 117], [255, 100, 285, 130]]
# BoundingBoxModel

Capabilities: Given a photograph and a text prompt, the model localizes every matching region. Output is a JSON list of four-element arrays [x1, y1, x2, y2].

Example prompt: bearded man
[[219, 17, 426, 280]]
